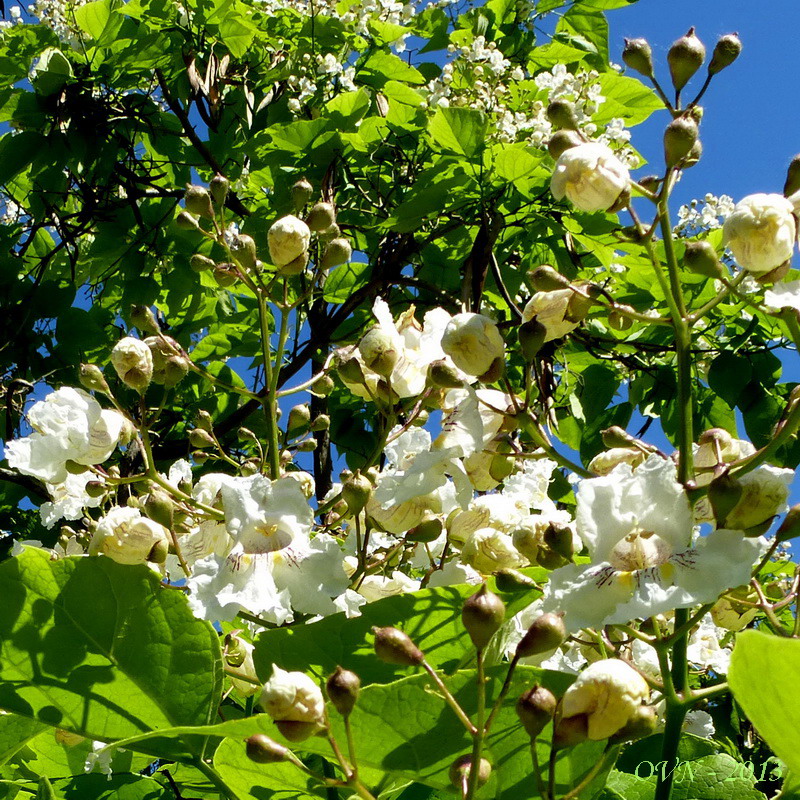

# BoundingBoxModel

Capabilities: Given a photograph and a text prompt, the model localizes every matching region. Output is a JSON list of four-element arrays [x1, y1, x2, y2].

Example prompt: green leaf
[[427, 107, 487, 158], [74, 0, 123, 45], [492, 144, 543, 183], [323, 260, 370, 304], [0, 715, 46, 767], [729, 630, 800, 777], [708, 352, 752, 408], [0, 550, 222, 759], [0, 132, 45, 186], [593, 73, 663, 125], [358, 53, 425, 87], [252, 578, 543, 686]]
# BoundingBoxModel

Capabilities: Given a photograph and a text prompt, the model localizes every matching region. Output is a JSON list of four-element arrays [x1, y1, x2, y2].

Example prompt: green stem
[[194, 758, 245, 800], [256, 289, 281, 479], [465, 650, 486, 800], [422, 660, 478, 736]]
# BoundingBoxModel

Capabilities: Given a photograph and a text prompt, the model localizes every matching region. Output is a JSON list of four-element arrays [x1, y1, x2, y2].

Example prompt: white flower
[[461, 527, 526, 573], [724, 464, 792, 530], [357, 570, 420, 602], [110, 337, 153, 390], [765, 279, 800, 312], [186, 551, 293, 625], [441, 313, 505, 378], [684, 710, 715, 737], [426, 559, 482, 588], [540, 456, 764, 631], [6, 387, 126, 484], [550, 143, 630, 213], [259, 665, 325, 725], [521, 289, 580, 342], [221, 474, 313, 554], [88, 506, 169, 565], [268, 215, 311, 267], [85, 740, 116, 778], [722, 193, 797, 274], [39, 471, 104, 528], [687, 614, 732, 675], [588, 448, 645, 476], [561, 659, 650, 740]]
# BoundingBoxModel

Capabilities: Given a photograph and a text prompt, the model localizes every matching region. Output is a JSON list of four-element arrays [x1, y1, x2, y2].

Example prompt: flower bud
[[259, 666, 326, 731], [228, 234, 257, 272], [707, 470, 743, 527], [668, 27, 705, 92], [321, 238, 353, 269], [516, 686, 557, 739], [449, 756, 491, 790], [494, 569, 538, 593], [427, 359, 463, 389], [528, 265, 570, 292], [213, 263, 238, 287], [372, 626, 424, 666], [148, 537, 170, 564], [359, 326, 399, 378], [566, 283, 600, 322], [608, 705, 658, 744], [312, 374, 335, 396], [608, 310, 633, 331], [79, 364, 110, 394], [326, 666, 360, 716], [546, 99, 578, 131], [551, 142, 630, 213], [561, 659, 650, 740], [64, 460, 89, 475], [144, 488, 175, 529], [190, 253, 216, 272], [723, 193, 797, 274], [189, 428, 215, 449], [461, 583, 506, 650], [664, 116, 699, 168], [337, 355, 367, 385], [784, 155, 800, 198], [683, 239, 722, 277], [589, 447, 644, 476], [306, 202, 336, 232], [176, 210, 200, 230], [88, 507, 170, 565], [291, 178, 314, 210], [279, 252, 309, 276], [441, 313, 505, 378], [622, 38, 654, 78], [515, 612, 566, 658], [553, 714, 588, 749], [145, 336, 188, 387], [310, 414, 330, 432], [111, 337, 153, 392], [406, 513, 444, 543], [130, 305, 160, 335], [296, 438, 316, 452], [342, 470, 373, 515], [85, 480, 106, 498], [209, 174, 229, 206], [547, 130, 583, 161], [245, 734, 290, 764], [777, 504, 800, 543], [287, 404, 311, 434], [518, 318, 547, 362], [184, 185, 214, 219], [543, 522, 574, 561], [268, 215, 311, 267], [708, 33, 741, 75]]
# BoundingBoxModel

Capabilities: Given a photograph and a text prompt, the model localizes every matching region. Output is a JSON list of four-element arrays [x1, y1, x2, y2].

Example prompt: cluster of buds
[[177, 175, 229, 231]]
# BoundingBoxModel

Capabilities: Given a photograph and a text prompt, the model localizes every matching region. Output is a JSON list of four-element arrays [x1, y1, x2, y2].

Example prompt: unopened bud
[[708, 469, 743, 527], [209, 174, 229, 206], [190, 253, 216, 272], [516, 686, 557, 739], [296, 438, 316, 452], [65, 460, 89, 475], [110, 337, 153, 393], [278, 252, 309, 276], [144, 489, 175, 529], [449, 756, 491, 790], [184, 185, 214, 219], [79, 363, 110, 394], [546, 99, 578, 131], [85, 481, 106, 498], [566, 284, 600, 322], [708, 33, 741, 75], [609, 705, 658, 744], [214, 263, 238, 287], [342, 470, 373, 515], [291, 177, 313, 211], [519, 319, 547, 362], [601, 426, 633, 448], [338, 355, 366, 385], [528, 265, 570, 292], [321, 238, 353, 269], [543, 522, 574, 561], [489, 451, 515, 482], [608, 309, 633, 331], [176, 210, 200, 230], [148, 537, 170, 564], [427, 359, 463, 389], [622, 37, 654, 78], [372, 626, 424, 666], [189, 428, 215, 449], [229, 234, 257, 271], [312, 374, 335, 396], [130, 305, 160, 335], [326, 666, 360, 716], [406, 514, 444, 543], [224, 634, 247, 667], [777, 504, 800, 543], [516, 612, 566, 658], [287, 404, 311, 434], [784, 155, 800, 198], [664, 116, 699, 168], [359, 326, 398, 378], [275, 720, 322, 742], [310, 414, 330, 432], [684, 239, 722, 277], [668, 27, 706, 92], [478, 356, 505, 384], [306, 201, 336, 232], [245, 734, 290, 763], [494, 569, 538, 593], [547, 129, 582, 160], [553, 714, 588, 749], [462, 584, 506, 650]]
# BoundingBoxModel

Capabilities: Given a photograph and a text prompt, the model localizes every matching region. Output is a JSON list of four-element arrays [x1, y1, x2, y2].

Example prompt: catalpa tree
[[0, 1, 799, 799]]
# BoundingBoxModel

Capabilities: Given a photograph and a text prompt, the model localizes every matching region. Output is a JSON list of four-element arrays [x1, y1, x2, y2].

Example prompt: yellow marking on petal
[[616, 571, 634, 591], [658, 562, 675, 583]]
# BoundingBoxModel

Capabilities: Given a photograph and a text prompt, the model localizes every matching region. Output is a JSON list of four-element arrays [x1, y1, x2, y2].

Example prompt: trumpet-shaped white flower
[[722, 193, 797, 274], [39, 472, 105, 528], [6, 387, 126, 484], [561, 659, 650, 740], [88, 506, 169, 565], [550, 142, 630, 213], [540, 456, 764, 631], [521, 289, 580, 342]]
